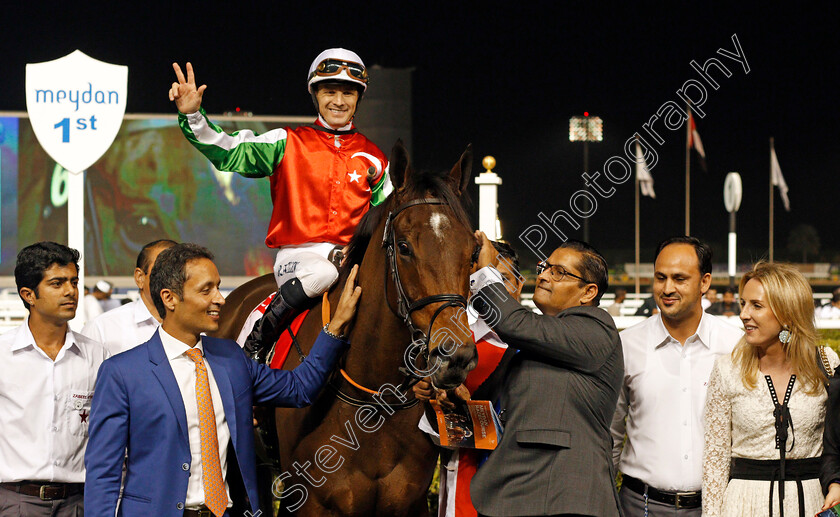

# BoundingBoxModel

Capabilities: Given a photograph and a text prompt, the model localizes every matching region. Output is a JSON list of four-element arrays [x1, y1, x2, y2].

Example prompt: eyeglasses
[[536, 260, 593, 284], [309, 59, 369, 83]]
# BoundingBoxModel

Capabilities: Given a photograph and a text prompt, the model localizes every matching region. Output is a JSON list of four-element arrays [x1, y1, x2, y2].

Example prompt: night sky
[[3, 3, 837, 267]]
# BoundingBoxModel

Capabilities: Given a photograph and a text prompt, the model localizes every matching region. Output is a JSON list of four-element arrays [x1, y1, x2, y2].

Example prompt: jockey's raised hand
[[169, 62, 206, 114]]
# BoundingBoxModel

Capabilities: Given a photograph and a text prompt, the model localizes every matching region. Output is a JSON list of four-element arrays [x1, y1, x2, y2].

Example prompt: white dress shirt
[[81, 298, 160, 354], [467, 297, 508, 350], [469, 265, 505, 296], [158, 328, 233, 510], [610, 312, 742, 491], [84, 293, 105, 321], [0, 319, 110, 483]]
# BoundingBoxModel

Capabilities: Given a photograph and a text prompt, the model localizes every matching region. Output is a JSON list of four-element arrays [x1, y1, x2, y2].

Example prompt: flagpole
[[769, 137, 775, 263], [635, 159, 641, 296], [685, 104, 691, 235]]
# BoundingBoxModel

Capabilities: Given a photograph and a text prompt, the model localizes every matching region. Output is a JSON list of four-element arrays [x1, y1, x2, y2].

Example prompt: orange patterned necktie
[[184, 348, 227, 517]]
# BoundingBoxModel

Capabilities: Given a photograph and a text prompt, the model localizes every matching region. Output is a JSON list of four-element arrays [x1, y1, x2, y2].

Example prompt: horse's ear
[[448, 144, 473, 196], [389, 139, 411, 191]]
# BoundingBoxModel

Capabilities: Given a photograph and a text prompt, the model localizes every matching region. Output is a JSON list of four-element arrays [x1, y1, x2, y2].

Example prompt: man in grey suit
[[469, 233, 623, 517]]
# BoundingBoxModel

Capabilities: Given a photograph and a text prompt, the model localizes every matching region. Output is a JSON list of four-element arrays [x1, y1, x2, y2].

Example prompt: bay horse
[[214, 142, 479, 515]]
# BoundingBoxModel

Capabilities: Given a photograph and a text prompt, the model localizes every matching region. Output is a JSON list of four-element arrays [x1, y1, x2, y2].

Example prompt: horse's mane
[[341, 168, 472, 272]]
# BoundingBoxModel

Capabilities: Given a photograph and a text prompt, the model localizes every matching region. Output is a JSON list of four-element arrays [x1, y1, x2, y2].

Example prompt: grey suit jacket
[[470, 283, 624, 517]]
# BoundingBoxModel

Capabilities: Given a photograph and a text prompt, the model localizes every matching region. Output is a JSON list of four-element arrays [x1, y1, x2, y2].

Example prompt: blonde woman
[[702, 262, 836, 517]]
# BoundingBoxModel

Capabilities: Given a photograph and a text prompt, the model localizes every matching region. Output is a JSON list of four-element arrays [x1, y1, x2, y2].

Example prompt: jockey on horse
[[169, 49, 391, 361]]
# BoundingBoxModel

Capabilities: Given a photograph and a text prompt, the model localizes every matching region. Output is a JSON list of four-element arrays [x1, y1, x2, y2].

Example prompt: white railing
[[0, 288, 838, 335], [0, 287, 236, 335]]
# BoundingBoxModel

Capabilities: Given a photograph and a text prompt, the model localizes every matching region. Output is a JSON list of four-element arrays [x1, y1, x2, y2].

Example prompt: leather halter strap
[[381, 197, 468, 360]]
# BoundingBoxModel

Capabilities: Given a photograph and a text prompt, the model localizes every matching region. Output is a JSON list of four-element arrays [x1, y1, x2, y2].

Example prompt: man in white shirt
[[607, 287, 627, 316], [701, 287, 717, 310], [0, 242, 110, 516], [611, 236, 742, 516], [83, 280, 112, 321], [817, 287, 840, 319], [82, 239, 177, 353]]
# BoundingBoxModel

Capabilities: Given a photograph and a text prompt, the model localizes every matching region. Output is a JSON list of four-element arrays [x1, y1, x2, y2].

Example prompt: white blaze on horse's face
[[429, 211, 451, 242]]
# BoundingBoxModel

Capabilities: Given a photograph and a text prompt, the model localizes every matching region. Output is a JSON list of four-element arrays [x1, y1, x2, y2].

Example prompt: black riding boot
[[243, 278, 316, 363]]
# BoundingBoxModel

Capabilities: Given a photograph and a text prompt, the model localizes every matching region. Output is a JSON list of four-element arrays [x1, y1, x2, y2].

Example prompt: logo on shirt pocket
[[67, 390, 94, 436]]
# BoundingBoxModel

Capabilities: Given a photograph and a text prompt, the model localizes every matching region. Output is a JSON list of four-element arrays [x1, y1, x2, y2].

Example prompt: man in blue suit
[[85, 243, 361, 516]]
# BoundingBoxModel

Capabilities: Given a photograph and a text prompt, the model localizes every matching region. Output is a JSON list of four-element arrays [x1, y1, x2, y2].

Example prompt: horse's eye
[[397, 241, 412, 256]]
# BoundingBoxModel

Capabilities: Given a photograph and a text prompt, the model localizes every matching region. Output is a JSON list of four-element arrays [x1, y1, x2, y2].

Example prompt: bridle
[[324, 196, 470, 408], [381, 197, 469, 380]]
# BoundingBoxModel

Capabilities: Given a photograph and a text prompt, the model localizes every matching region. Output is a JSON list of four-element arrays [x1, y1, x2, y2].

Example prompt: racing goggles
[[310, 59, 369, 84]]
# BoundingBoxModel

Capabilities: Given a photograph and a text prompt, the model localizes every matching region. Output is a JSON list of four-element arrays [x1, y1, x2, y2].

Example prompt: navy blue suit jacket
[[84, 329, 346, 516]]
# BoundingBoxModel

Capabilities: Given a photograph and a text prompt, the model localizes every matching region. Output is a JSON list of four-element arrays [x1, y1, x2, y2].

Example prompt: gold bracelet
[[322, 324, 346, 341]]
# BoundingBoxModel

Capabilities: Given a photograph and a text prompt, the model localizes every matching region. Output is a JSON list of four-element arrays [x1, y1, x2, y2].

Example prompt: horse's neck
[[339, 249, 412, 390]]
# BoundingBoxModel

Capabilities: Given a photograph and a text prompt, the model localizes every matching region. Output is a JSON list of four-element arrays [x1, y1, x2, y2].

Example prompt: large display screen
[[0, 114, 308, 276]]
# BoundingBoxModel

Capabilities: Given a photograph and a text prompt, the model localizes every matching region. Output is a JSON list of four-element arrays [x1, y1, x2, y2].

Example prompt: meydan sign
[[26, 49, 127, 174], [25, 50, 128, 324]]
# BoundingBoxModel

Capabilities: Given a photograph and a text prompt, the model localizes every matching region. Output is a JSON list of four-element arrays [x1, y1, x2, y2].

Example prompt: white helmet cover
[[307, 48, 368, 94]]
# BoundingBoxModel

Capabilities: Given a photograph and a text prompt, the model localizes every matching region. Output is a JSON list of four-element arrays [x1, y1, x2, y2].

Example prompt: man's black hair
[[492, 241, 520, 274], [469, 241, 521, 273], [558, 240, 609, 306], [150, 243, 214, 319], [654, 236, 713, 276], [136, 239, 178, 273], [15, 242, 80, 310]]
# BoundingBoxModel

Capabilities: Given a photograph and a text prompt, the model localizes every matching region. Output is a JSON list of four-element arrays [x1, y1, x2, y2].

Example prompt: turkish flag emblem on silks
[[25, 50, 128, 174]]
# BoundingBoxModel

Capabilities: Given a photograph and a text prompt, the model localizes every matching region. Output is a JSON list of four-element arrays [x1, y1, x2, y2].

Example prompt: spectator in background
[[702, 288, 718, 310], [706, 287, 739, 316], [635, 286, 659, 317], [82, 239, 177, 353], [608, 287, 628, 317], [817, 287, 840, 319], [84, 280, 113, 320], [0, 242, 110, 515]]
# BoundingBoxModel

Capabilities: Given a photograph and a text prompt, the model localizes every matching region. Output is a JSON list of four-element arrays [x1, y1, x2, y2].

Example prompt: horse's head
[[382, 141, 479, 390]]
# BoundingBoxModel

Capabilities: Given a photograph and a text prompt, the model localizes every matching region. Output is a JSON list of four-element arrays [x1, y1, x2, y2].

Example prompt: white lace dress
[[702, 349, 839, 517]]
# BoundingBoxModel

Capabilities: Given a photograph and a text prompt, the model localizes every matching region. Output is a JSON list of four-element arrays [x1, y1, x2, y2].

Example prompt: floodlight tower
[[569, 113, 603, 242]]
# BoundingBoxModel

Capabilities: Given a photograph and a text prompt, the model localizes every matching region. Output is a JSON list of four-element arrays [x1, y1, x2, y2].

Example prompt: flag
[[635, 141, 656, 198], [771, 145, 790, 211], [688, 112, 707, 171]]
